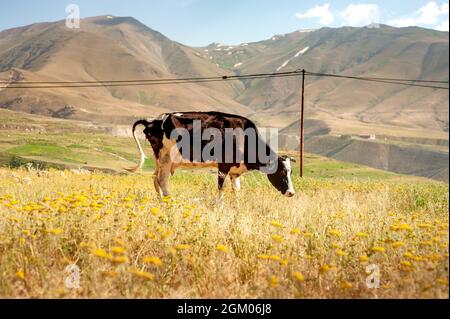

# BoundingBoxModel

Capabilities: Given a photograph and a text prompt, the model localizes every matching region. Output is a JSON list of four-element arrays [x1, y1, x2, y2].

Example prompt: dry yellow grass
[[0, 168, 448, 298]]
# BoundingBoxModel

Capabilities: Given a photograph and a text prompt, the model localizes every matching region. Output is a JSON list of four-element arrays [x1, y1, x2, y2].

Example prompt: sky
[[0, 0, 448, 46]]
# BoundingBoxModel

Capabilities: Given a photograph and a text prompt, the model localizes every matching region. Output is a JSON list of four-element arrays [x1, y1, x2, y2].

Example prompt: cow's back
[[160, 112, 260, 165]]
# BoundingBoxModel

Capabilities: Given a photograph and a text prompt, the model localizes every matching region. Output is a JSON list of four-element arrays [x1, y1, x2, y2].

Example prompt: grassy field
[[0, 167, 448, 298]]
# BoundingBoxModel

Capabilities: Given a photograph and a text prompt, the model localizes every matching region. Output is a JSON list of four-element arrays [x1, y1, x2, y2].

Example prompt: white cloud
[[296, 4, 334, 25], [388, 1, 449, 30], [436, 19, 449, 30], [340, 4, 380, 27]]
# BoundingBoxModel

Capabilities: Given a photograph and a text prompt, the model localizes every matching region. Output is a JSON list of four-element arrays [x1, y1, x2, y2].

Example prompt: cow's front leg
[[153, 160, 163, 198], [230, 175, 241, 193], [159, 155, 172, 197], [217, 165, 231, 202]]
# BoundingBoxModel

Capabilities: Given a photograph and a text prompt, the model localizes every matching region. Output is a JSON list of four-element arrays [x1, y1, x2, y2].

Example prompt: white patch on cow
[[173, 113, 183, 117], [162, 135, 218, 171], [160, 114, 170, 128], [231, 175, 241, 192], [155, 113, 168, 120], [281, 158, 295, 197]]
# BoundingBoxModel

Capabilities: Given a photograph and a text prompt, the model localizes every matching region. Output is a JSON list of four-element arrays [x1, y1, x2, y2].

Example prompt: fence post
[[300, 69, 305, 178]]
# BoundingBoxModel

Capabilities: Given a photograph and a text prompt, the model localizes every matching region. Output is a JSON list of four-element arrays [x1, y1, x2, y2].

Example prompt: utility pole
[[300, 69, 305, 178]]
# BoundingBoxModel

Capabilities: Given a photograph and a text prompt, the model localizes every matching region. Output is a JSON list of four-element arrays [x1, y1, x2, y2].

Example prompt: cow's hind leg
[[159, 157, 172, 197], [153, 161, 163, 198], [230, 175, 241, 193]]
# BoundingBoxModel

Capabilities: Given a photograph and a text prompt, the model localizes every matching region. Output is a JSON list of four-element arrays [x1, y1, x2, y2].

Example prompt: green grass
[[9, 143, 68, 156]]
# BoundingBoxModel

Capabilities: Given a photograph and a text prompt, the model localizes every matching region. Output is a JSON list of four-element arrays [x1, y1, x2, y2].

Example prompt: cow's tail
[[124, 120, 150, 173]]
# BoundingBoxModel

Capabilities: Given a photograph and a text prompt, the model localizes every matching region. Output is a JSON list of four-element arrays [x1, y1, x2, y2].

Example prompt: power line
[[0, 73, 303, 89], [1, 69, 448, 90], [0, 72, 302, 89], [0, 70, 301, 86], [303, 71, 449, 84], [305, 71, 449, 90]]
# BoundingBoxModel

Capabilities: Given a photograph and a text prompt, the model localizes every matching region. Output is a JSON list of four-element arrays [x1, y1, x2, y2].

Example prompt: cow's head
[[267, 155, 296, 197]]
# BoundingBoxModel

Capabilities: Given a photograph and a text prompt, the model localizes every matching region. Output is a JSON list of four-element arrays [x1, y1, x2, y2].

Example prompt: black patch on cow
[[267, 158, 291, 195], [160, 112, 277, 167], [143, 120, 164, 158]]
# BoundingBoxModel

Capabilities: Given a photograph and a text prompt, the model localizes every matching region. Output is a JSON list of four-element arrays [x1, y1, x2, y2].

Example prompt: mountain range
[[0, 15, 448, 133]]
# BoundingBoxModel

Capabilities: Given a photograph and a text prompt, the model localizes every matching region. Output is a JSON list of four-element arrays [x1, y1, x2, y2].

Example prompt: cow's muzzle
[[284, 190, 295, 197]]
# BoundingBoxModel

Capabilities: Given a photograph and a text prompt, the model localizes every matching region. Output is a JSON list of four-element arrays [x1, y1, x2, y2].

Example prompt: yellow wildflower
[[371, 246, 385, 253], [269, 276, 279, 288], [340, 281, 353, 289], [293, 271, 305, 282], [128, 268, 154, 281], [359, 255, 369, 262], [111, 256, 129, 264], [320, 264, 334, 273], [111, 246, 126, 254], [143, 256, 163, 267], [175, 244, 190, 250], [91, 248, 112, 260], [272, 235, 284, 243], [420, 240, 433, 246], [268, 255, 281, 261], [150, 207, 160, 216], [336, 250, 348, 257], [15, 271, 25, 280], [45, 228, 62, 236], [400, 261, 413, 268], [403, 252, 415, 259], [331, 243, 343, 249], [436, 278, 448, 286], [398, 223, 413, 231], [392, 241, 405, 248], [216, 245, 229, 253], [329, 229, 342, 237], [270, 221, 283, 228]]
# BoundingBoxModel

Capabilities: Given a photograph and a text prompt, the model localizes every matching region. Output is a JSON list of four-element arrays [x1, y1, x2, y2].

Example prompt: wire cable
[[305, 71, 449, 90], [1, 69, 448, 90]]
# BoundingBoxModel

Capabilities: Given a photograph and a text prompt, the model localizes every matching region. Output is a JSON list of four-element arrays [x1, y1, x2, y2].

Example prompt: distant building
[[351, 134, 377, 141]]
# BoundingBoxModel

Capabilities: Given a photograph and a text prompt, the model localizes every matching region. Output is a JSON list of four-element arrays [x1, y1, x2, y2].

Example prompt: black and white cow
[[127, 112, 295, 199]]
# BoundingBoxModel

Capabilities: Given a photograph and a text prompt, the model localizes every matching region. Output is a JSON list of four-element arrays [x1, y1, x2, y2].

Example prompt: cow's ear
[[281, 155, 297, 163]]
